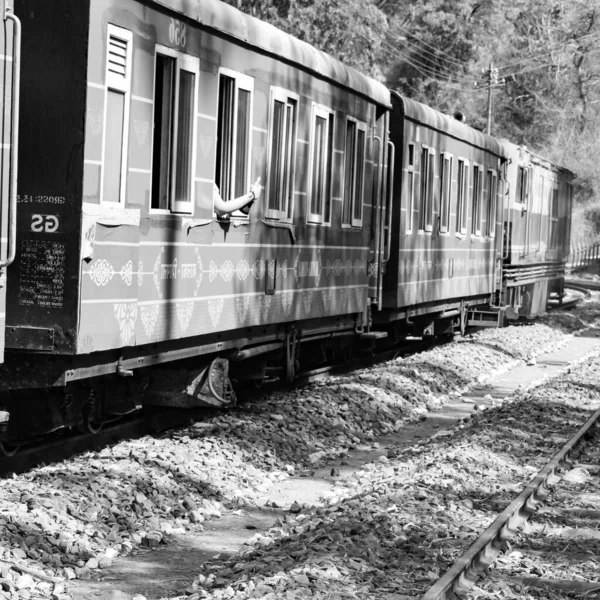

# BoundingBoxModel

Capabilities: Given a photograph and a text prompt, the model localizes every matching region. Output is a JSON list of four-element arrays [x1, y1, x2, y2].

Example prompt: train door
[[369, 109, 392, 309], [0, 1, 20, 363], [515, 163, 531, 258]]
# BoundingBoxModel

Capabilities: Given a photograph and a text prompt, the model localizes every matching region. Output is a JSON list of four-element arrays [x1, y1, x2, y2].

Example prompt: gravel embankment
[[0, 307, 597, 600], [182, 331, 600, 599]]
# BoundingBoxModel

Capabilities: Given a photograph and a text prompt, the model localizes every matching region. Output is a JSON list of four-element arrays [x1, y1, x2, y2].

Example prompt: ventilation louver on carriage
[[108, 35, 128, 80]]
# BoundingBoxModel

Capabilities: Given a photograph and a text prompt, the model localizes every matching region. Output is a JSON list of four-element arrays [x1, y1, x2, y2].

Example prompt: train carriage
[[377, 93, 508, 335], [500, 141, 573, 316], [0, 2, 19, 365], [1, 0, 392, 437]]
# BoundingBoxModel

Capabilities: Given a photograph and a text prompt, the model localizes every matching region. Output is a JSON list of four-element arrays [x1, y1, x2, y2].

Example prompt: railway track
[[421, 404, 600, 600]]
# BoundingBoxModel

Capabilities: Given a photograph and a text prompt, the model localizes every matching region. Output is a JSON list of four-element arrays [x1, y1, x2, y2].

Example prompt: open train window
[[266, 88, 298, 222], [342, 117, 367, 228], [151, 46, 199, 214], [486, 169, 497, 237], [102, 25, 133, 204], [419, 145, 435, 232], [439, 153, 453, 233], [307, 103, 334, 225], [215, 69, 254, 217], [456, 158, 469, 234], [405, 143, 415, 234], [471, 164, 483, 236]]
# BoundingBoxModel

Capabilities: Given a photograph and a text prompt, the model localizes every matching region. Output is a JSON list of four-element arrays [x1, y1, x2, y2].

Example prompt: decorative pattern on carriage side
[[194, 248, 203, 295], [138, 261, 144, 287], [176, 301, 195, 333], [140, 304, 159, 337], [302, 290, 314, 314], [154, 247, 164, 299], [114, 302, 138, 345], [121, 260, 133, 286], [322, 288, 334, 312], [277, 260, 288, 281], [260, 295, 272, 321], [87, 259, 114, 286], [85, 259, 134, 287], [236, 296, 250, 324], [237, 259, 250, 281], [208, 298, 224, 327], [281, 291, 294, 317], [253, 259, 266, 280]]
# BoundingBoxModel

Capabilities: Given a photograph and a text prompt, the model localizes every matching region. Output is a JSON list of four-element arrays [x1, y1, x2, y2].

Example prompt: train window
[[215, 69, 254, 217], [151, 46, 199, 214], [419, 146, 435, 232], [102, 25, 133, 204], [308, 103, 334, 225], [405, 143, 415, 234], [439, 153, 452, 233], [456, 159, 469, 234], [549, 182, 559, 250], [342, 117, 367, 228], [516, 166, 529, 205], [471, 164, 483, 236], [486, 169, 497, 237], [266, 88, 298, 221]]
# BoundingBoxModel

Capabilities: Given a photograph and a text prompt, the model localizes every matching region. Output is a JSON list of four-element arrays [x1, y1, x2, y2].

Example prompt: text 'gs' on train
[[0, 0, 572, 444]]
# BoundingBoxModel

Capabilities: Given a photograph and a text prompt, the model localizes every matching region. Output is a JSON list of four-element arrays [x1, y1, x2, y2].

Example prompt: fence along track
[[421, 405, 600, 600]]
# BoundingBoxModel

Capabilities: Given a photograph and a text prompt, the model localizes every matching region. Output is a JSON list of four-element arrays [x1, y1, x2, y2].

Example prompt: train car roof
[[392, 92, 507, 158], [499, 139, 574, 179], [151, 0, 391, 108]]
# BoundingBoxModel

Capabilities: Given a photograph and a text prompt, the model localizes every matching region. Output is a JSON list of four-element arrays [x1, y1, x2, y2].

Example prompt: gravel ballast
[[0, 309, 598, 600]]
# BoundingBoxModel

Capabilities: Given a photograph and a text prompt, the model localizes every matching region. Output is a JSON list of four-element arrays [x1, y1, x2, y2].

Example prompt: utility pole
[[481, 62, 505, 135]]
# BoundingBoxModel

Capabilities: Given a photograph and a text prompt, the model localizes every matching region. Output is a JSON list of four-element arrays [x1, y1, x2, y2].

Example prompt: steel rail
[[421, 404, 600, 600]]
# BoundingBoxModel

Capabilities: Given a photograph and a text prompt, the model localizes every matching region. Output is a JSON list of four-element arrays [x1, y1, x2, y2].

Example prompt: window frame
[[149, 44, 200, 215], [405, 143, 415, 234], [102, 24, 133, 205], [439, 152, 453, 234], [265, 87, 298, 222], [342, 116, 367, 229], [456, 158, 470, 235], [419, 144, 435, 233], [486, 168, 498, 237], [214, 67, 254, 218], [471, 163, 483, 236], [549, 179, 559, 251], [307, 103, 335, 226]]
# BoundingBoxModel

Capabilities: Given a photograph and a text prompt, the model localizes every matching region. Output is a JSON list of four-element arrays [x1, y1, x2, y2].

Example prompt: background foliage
[[226, 0, 600, 246]]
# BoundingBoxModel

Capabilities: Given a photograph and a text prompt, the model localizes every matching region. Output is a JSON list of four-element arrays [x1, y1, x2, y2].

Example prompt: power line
[[497, 31, 600, 71]]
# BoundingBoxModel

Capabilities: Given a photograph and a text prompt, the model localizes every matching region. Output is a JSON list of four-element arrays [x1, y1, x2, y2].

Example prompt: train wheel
[[0, 442, 20, 457]]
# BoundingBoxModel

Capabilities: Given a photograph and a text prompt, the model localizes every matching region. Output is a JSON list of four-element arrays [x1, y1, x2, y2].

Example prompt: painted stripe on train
[[87, 81, 106, 90], [129, 168, 151, 174], [399, 248, 496, 252], [132, 95, 153, 104], [399, 273, 491, 286], [81, 284, 366, 306], [90, 240, 371, 250]]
